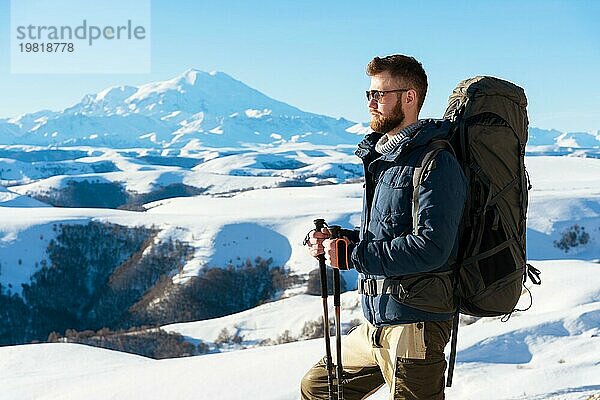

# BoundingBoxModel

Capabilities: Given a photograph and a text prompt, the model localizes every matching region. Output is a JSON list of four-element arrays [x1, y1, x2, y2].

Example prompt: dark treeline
[[0, 221, 301, 359]]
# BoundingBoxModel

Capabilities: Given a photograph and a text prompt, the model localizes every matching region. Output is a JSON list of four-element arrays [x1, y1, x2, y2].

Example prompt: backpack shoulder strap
[[410, 138, 461, 387], [412, 139, 456, 235]]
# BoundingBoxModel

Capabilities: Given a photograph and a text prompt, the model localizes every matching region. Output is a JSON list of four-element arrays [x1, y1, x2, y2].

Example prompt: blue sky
[[0, 0, 598, 132]]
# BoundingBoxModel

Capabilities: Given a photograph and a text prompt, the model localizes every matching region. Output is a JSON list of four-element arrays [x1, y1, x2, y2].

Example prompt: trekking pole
[[312, 218, 335, 400], [328, 225, 345, 400]]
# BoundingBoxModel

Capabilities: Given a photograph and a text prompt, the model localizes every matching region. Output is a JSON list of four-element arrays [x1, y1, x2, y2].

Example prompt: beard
[[370, 101, 405, 133]]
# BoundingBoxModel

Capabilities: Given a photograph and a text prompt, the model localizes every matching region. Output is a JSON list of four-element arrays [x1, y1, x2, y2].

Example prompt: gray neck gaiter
[[375, 120, 427, 154]]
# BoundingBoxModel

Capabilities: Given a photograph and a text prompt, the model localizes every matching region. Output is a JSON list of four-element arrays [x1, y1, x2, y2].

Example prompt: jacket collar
[[355, 131, 383, 161], [354, 119, 452, 173], [377, 119, 451, 162]]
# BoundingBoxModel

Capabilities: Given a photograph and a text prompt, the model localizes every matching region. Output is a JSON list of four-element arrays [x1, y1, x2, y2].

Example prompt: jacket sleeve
[[351, 151, 467, 276], [340, 228, 360, 243]]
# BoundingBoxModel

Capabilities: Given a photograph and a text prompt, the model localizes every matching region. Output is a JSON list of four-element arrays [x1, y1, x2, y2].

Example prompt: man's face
[[368, 71, 406, 133]]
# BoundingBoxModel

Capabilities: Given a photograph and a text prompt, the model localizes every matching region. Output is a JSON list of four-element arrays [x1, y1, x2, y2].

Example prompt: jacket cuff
[[340, 228, 360, 243]]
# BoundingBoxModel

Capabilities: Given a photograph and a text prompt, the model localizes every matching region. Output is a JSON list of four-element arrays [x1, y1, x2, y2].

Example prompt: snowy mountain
[[1, 70, 598, 152], [0, 70, 361, 148], [527, 127, 600, 155]]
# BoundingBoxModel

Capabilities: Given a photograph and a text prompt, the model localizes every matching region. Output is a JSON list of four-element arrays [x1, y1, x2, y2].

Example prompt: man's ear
[[405, 89, 417, 106]]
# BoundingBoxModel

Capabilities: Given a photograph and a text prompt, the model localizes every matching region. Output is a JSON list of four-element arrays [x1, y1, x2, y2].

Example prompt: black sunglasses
[[366, 89, 410, 102]]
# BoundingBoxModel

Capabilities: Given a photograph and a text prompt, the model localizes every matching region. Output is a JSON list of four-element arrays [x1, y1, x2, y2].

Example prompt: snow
[[2, 143, 364, 200], [163, 292, 363, 345], [0, 221, 61, 294], [0, 341, 322, 400], [0, 185, 48, 208], [524, 156, 600, 260], [345, 122, 371, 135], [1, 260, 598, 399], [445, 260, 600, 399], [526, 156, 600, 193], [245, 108, 272, 118], [0, 154, 118, 185]]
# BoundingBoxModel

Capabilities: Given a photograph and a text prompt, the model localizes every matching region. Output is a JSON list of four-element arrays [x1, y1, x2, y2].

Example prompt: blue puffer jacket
[[349, 119, 468, 326]]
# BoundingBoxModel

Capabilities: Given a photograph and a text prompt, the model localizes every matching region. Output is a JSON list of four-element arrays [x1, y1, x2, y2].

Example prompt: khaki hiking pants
[[300, 319, 452, 400]]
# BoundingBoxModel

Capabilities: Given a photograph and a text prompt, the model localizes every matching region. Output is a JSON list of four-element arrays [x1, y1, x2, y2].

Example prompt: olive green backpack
[[412, 76, 542, 386]]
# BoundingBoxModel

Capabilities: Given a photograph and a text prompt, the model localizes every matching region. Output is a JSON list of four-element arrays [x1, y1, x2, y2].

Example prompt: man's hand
[[306, 228, 331, 257]]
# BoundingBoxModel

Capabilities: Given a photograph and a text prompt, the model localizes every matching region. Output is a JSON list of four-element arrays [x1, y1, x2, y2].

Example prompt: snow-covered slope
[[0, 185, 49, 208], [1, 155, 599, 293], [162, 291, 363, 347], [0, 183, 363, 293], [0, 156, 118, 185], [525, 156, 600, 260], [1, 259, 599, 400]]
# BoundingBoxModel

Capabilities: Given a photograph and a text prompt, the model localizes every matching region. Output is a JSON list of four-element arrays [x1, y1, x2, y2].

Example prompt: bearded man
[[301, 54, 468, 400]]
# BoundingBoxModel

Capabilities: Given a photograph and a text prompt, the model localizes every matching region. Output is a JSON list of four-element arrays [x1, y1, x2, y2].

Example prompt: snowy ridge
[[4, 143, 361, 199], [527, 128, 600, 158]]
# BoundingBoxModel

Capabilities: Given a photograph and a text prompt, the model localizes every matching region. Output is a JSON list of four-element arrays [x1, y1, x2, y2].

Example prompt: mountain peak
[[178, 69, 228, 86], [95, 85, 138, 102], [180, 69, 202, 85]]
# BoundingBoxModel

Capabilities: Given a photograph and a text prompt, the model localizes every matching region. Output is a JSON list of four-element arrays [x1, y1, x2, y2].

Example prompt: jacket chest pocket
[[372, 166, 413, 229]]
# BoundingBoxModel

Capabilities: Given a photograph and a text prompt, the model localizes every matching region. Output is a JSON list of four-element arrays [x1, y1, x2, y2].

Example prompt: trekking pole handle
[[313, 219, 329, 299], [328, 225, 342, 308], [314, 218, 327, 232], [328, 225, 341, 239]]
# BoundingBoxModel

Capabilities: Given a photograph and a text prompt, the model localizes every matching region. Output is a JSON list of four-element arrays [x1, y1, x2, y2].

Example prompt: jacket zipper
[[363, 157, 380, 324]]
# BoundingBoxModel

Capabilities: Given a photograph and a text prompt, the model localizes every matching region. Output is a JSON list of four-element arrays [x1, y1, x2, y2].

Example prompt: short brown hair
[[366, 55, 428, 111]]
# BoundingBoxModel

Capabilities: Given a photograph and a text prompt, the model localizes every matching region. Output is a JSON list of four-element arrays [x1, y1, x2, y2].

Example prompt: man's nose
[[368, 98, 378, 109]]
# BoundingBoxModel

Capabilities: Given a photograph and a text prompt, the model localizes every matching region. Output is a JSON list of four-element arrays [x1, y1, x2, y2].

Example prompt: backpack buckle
[[358, 278, 378, 296], [395, 282, 409, 302], [366, 279, 377, 296]]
